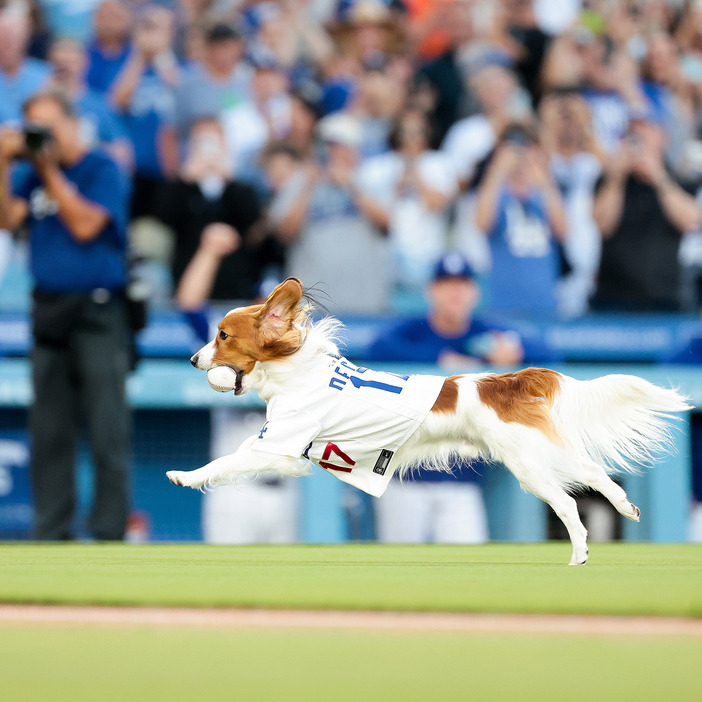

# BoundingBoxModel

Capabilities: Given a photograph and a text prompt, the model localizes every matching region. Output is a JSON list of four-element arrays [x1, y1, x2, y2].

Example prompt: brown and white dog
[[167, 278, 692, 564]]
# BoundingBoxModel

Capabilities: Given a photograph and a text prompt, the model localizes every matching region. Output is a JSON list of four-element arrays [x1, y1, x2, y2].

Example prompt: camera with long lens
[[22, 124, 53, 156]]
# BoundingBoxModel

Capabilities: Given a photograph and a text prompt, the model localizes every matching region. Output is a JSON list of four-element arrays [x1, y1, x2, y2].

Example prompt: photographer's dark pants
[[30, 296, 131, 540]]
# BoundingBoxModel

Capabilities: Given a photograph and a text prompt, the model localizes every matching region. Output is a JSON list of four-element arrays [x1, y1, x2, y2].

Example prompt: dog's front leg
[[166, 439, 309, 490]]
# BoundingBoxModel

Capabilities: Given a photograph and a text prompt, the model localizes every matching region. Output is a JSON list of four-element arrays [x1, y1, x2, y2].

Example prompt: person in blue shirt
[[367, 251, 524, 544], [0, 90, 132, 541], [48, 38, 133, 173], [86, 0, 132, 94], [0, 9, 51, 125], [473, 123, 568, 315], [36, 0, 104, 45], [110, 4, 180, 219], [367, 251, 525, 368]]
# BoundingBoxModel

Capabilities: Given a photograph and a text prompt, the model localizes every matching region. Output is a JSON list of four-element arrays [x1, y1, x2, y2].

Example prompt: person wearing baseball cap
[[173, 20, 251, 151], [368, 250, 524, 368]]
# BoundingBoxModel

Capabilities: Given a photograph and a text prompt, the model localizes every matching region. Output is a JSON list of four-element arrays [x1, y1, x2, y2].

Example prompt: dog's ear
[[257, 277, 303, 334]]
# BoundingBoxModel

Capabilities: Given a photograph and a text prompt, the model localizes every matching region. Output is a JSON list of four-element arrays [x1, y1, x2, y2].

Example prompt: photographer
[[0, 91, 131, 541], [592, 110, 701, 312], [275, 113, 391, 314], [473, 122, 567, 314]]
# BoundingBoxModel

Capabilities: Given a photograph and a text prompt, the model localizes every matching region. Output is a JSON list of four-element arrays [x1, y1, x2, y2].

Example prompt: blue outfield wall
[[2, 310, 702, 362], [0, 357, 697, 543]]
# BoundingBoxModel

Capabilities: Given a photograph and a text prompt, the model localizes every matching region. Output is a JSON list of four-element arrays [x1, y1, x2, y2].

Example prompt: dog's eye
[[219, 331, 228, 341]]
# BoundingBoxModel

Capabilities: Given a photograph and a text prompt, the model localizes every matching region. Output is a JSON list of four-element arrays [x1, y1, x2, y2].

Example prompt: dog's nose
[[190, 353, 199, 367]]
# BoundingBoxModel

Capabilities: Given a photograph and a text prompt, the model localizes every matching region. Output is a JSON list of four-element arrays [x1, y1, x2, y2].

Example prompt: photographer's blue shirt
[[12, 151, 129, 293]]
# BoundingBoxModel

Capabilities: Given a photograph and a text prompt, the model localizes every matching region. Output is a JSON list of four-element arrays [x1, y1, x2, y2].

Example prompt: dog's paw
[[621, 500, 641, 522], [166, 470, 184, 486], [569, 547, 588, 566]]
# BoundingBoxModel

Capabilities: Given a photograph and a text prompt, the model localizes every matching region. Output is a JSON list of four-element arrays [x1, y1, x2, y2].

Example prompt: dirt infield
[[1, 605, 701, 636]]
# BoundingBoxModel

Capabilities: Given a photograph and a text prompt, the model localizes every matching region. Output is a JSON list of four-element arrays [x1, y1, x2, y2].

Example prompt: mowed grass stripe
[[1, 543, 701, 616], [0, 625, 700, 702]]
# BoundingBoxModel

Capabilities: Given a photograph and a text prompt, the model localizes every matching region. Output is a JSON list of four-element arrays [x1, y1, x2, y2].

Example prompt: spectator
[[35, 0, 104, 44], [413, 0, 477, 144], [321, 4, 410, 150], [0, 7, 51, 125], [161, 117, 274, 303], [442, 60, 531, 277], [473, 122, 568, 315], [111, 4, 180, 219], [578, 32, 648, 153], [220, 53, 290, 186], [540, 89, 604, 317], [540, 25, 587, 94], [357, 107, 456, 303], [0, 91, 131, 540], [275, 112, 391, 314], [287, 80, 323, 158], [86, 0, 133, 95], [591, 110, 702, 312], [350, 52, 409, 157], [260, 139, 306, 214], [26, 0, 51, 61], [368, 251, 524, 545], [442, 60, 530, 190], [244, 0, 334, 76], [499, 0, 551, 103], [173, 22, 252, 153], [330, 1, 405, 68], [640, 30, 695, 175], [48, 38, 133, 171]]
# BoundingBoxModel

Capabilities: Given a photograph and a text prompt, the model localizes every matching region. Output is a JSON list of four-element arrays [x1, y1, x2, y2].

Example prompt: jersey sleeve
[[253, 405, 320, 460]]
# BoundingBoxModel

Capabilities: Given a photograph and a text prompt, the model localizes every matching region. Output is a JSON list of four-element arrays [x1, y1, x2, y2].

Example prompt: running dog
[[167, 278, 692, 564]]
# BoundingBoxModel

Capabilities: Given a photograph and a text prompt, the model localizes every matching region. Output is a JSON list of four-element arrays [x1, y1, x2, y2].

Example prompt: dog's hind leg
[[532, 481, 589, 565], [504, 457, 589, 565], [580, 460, 640, 522]]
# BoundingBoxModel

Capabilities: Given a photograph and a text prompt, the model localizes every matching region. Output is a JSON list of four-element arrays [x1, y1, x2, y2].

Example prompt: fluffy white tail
[[553, 374, 693, 473]]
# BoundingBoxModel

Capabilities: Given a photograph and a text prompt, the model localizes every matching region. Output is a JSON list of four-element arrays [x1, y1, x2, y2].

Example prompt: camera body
[[502, 124, 535, 149], [22, 124, 53, 155]]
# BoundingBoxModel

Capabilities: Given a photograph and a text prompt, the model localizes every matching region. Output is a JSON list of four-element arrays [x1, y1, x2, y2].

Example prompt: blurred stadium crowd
[[2, 0, 702, 318], [2, 0, 702, 544]]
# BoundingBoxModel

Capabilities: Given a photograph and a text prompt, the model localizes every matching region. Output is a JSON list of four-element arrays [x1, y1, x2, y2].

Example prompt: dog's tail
[[552, 374, 693, 473]]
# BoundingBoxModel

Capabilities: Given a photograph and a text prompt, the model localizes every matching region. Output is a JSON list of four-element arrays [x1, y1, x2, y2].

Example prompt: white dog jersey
[[253, 357, 446, 497]]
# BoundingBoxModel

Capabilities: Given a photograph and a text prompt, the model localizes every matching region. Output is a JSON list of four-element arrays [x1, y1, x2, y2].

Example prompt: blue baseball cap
[[432, 251, 475, 281]]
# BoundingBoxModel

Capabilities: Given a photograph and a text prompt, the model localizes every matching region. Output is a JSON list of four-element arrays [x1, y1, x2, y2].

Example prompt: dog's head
[[190, 277, 305, 395]]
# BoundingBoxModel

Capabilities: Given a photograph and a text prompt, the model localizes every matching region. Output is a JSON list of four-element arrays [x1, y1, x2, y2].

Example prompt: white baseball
[[207, 365, 238, 392]]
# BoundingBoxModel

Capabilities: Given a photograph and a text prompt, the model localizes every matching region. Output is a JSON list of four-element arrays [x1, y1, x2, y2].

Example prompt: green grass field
[[1, 542, 701, 615], [1, 542, 701, 701]]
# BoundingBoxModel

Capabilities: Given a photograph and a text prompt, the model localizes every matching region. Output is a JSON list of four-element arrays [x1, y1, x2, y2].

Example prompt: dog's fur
[[167, 278, 693, 565]]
